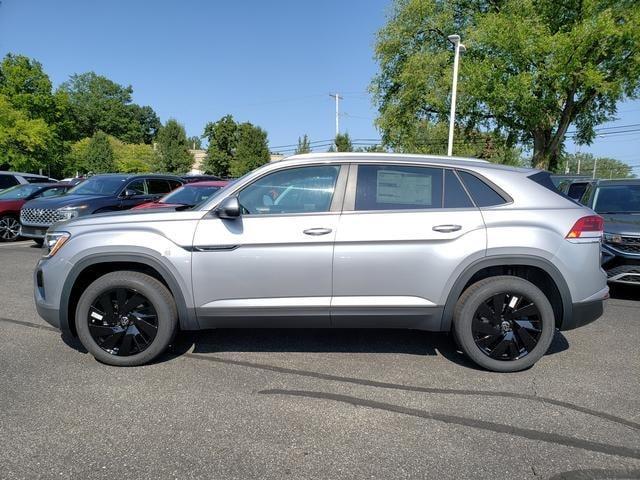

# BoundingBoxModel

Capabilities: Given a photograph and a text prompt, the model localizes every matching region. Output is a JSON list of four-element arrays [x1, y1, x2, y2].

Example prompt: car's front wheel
[[0, 215, 21, 242], [453, 276, 555, 372], [76, 271, 178, 366]]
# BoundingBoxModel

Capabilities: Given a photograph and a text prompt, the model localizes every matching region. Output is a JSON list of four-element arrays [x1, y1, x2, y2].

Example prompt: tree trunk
[[532, 128, 564, 172]]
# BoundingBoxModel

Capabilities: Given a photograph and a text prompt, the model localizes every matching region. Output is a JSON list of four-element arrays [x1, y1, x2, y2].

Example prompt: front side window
[[125, 179, 147, 196], [238, 165, 340, 215], [354, 165, 443, 211]]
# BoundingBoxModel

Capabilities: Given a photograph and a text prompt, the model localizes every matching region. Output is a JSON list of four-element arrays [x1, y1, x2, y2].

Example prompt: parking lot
[[0, 240, 638, 479]]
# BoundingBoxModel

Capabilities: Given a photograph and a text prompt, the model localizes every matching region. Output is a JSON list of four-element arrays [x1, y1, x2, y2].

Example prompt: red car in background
[[132, 180, 229, 210], [0, 183, 73, 241]]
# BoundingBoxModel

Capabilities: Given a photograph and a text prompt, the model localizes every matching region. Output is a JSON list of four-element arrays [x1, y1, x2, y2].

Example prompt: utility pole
[[329, 93, 342, 141], [447, 35, 466, 157]]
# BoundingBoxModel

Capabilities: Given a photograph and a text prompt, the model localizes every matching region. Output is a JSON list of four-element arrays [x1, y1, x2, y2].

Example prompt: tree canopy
[[295, 134, 311, 154], [83, 131, 116, 174], [560, 152, 634, 179], [155, 119, 193, 173], [202, 115, 270, 177], [60, 72, 160, 144], [372, 0, 640, 170]]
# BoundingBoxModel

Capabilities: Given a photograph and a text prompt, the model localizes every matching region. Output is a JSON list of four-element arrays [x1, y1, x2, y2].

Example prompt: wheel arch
[[441, 255, 572, 331], [61, 253, 197, 336]]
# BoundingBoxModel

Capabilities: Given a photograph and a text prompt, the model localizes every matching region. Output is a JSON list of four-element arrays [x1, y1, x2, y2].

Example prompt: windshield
[[161, 185, 224, 206], [594, 184, 640, 214], [67, 176, 127, 196], [0, 184, 43, 200]]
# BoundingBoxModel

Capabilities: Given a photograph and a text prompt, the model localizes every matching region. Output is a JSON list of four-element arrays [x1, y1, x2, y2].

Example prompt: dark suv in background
[[20, 173, 183, 243], [580, 179, 640, 286]]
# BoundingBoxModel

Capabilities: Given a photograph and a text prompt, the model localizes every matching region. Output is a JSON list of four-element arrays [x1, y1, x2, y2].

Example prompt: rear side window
[[25, 176, 50, 184], [355, 165, 443, 211], [444, 170, 473, 208], [168, 179, 182, 190], [567, 182, 588, 200], [147, 179, 172, 195], [0, 175, 19, 189], [457, 171, 507, 207]]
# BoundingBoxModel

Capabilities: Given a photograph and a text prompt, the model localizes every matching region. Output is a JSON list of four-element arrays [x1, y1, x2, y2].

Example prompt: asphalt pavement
[[1, 240, 639, 479]]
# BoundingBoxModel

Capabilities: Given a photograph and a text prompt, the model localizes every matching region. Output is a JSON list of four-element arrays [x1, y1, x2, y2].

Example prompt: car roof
[[89, 173, 183, 180], [280, 152, 531, 173], [182, 180, 229, 187], [0, 171, 50, 178], [595, 179, 640, 186]]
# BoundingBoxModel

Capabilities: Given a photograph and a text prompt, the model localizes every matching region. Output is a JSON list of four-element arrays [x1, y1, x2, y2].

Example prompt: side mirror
[[216, 196, 241, 219], [122, 189, 138, 199]]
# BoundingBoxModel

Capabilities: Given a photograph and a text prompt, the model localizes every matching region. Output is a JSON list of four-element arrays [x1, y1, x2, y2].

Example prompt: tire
[[0, 215, 21, 242], [33, 239, 44, 247], [453, 276, 555, 372], [75, 271, 178, 366]]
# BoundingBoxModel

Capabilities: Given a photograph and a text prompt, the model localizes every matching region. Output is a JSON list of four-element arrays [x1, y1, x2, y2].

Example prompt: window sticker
[[376, 170, 432, 205]]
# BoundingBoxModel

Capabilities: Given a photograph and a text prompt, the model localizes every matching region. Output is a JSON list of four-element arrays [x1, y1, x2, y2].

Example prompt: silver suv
[[34, 153, 608, 372]]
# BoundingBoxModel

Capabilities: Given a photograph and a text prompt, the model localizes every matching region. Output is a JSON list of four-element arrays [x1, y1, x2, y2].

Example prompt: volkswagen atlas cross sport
[[34, 153, 608, 372]]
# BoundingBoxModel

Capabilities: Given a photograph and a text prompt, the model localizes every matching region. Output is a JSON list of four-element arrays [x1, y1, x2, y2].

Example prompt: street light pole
[[447, 34, 466, 157], [329, 93, 342, 138]]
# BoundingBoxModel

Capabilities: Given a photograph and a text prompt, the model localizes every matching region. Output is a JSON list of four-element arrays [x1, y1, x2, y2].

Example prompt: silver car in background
[[34, 153, 608, 372]]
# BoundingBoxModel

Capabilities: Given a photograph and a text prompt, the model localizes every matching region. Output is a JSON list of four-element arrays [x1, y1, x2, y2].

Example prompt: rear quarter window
[[457, 171, 508, 207]]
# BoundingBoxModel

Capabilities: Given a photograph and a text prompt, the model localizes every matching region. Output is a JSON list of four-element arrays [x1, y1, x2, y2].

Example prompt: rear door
[[331, 163, 486, 329]]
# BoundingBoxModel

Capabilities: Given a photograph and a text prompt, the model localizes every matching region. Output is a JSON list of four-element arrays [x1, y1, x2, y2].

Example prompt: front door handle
[[432, 224, 462, 233], [303, 227, 332, 236]]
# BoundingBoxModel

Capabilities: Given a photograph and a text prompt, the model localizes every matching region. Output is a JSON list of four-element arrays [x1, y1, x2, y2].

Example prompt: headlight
[[43, 232, 70, 258], [56, 205, 88, 220]]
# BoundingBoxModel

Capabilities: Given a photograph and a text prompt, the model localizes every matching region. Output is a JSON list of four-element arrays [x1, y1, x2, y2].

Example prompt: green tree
[[83, 131, 115, 173], [335, 132, 353, 152], [372, 0, 640, 171], [561, 152, 634, 179], [202, 115, 237, 176], [231, 123, 270, 177], [0, 54, 69, 175], [295, 134, 311, 154], [155, 119, 193, 173], [60, 72, 159, 144], [0, 94, 55, 172], [186, 135, 202, 150]]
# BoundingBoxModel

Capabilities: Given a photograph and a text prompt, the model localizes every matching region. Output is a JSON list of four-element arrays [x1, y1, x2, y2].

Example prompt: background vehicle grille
[[20, 208, 63, 226], [606, 265, 640, 284], [605, 235, 640, 255]]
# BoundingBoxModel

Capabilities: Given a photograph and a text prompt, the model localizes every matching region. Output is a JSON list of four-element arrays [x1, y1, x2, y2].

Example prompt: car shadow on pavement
[[164, 328, 570, 370]]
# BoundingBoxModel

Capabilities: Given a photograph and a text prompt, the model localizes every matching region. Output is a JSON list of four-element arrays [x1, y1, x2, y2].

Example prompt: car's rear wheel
[[453, 276, 555, 372], [0, 215, 20, 242], [76, 271, 178, 366]]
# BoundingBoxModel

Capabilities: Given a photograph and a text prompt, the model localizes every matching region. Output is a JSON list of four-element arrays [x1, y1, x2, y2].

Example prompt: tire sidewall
[[76, 272, 177, 367], [454, 277, 555, 372]]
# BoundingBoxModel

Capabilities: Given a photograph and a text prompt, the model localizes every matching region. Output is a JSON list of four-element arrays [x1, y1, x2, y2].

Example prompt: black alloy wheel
[[0, 216, 20, 241], [87, 287, 159, 356], [471, 292, 542, 361]]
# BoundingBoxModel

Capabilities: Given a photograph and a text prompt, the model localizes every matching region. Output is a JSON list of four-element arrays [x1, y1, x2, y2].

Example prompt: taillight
[[566, 215, 603, 239]]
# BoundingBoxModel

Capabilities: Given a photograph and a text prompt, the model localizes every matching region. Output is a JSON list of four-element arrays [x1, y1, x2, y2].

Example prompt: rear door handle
[[303, 228, 332, 236], [432, 224, 462, 233]]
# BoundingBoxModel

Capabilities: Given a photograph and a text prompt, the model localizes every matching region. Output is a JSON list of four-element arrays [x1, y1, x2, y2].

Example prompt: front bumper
[[601, 243, 640, 285], [21, 224, 49, 240], [34, 258, 69, 333]]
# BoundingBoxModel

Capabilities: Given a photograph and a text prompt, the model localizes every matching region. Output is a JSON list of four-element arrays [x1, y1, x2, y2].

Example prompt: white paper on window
[[376, 170, 432, 205]]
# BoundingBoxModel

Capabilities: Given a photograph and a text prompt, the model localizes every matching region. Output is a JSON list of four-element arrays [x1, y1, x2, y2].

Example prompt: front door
[[192, 164, 346, 327], [331, 164, 486, 329]]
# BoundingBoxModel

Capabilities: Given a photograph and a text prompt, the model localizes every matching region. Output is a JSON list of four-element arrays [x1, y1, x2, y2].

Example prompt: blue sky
[[1, 0, 638, 171]]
